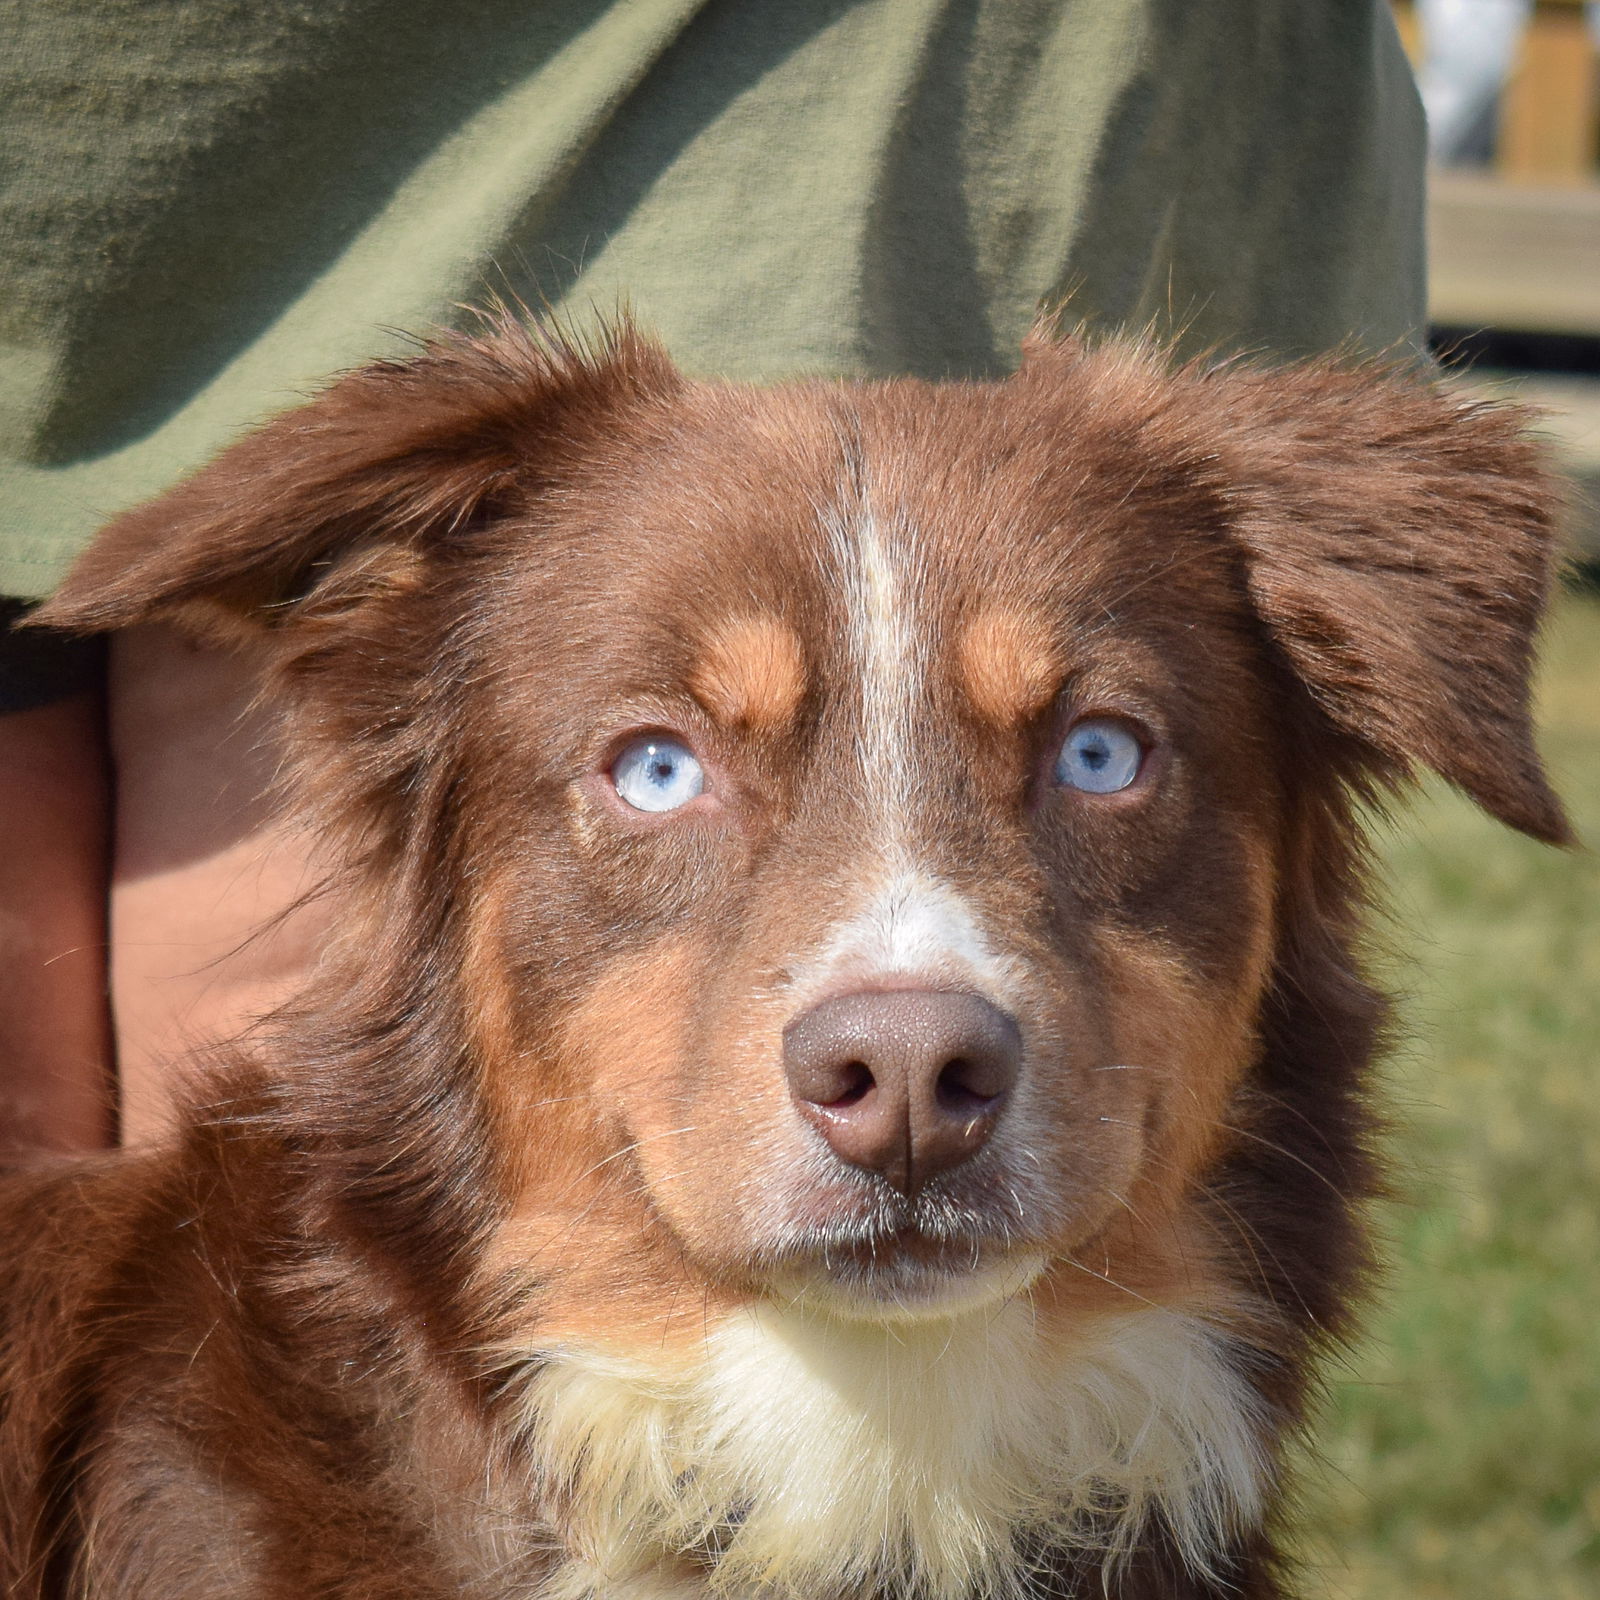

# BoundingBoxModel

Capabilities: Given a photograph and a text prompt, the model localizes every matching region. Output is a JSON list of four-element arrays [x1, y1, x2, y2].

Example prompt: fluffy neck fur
[[513, 1298, 1267, 1600]]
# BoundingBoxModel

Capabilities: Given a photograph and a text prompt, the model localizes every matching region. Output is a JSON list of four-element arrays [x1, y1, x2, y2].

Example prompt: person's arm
[[0, 691, 115, 1154], [105, 624, 332, 1146]]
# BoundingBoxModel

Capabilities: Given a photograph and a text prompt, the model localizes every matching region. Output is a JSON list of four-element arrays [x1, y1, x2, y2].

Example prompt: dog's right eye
[[611, 736, 706, 813]]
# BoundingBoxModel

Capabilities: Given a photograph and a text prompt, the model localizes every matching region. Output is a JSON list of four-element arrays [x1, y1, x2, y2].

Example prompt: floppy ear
[[1207, 360, 1572, 846], [33, 318, 681, 644]]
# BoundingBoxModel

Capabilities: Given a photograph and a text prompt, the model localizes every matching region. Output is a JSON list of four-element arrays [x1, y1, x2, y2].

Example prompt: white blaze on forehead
[[824, 497, 922, 822], [817, 493, 1018, 1002]]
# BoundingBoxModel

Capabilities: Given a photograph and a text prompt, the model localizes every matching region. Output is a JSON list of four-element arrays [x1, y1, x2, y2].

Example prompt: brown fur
[[1, 316, 1568, 1599]]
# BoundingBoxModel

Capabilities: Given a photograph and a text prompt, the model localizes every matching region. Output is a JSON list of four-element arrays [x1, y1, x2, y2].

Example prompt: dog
[[1, 316, 1569, 1599]]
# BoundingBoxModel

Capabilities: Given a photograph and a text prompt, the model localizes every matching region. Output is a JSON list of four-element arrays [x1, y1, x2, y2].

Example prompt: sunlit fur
[[516, 1300, 1267, 1600], [2, 317, 1570, 1598]]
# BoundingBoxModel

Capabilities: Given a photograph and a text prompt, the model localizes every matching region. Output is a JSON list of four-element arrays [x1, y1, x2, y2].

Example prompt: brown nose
[[782, 989, 1021, 1195]]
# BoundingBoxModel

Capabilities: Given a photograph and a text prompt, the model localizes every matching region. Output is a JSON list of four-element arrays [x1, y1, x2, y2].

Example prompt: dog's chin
[[763, 1243, 1048, 1324]]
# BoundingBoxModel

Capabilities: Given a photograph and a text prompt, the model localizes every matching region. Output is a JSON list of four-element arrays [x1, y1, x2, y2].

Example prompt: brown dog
[[1, 319, 1568, 1599]]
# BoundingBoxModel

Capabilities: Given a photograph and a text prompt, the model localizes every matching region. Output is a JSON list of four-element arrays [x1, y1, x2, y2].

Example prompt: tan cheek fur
[[478, 941, 752, 1354], [958, 608, 1063, 725], [1063, 835, 1279, 1304], [689, 615, 806, 730]]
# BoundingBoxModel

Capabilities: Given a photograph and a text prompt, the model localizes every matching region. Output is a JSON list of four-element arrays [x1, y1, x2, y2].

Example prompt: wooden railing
[[1394, 0, 1599, 184]]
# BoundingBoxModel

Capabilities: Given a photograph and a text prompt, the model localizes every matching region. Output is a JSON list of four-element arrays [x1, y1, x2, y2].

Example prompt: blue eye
[[611, 736, 705, 813], [1055, 719, 1143, 794]]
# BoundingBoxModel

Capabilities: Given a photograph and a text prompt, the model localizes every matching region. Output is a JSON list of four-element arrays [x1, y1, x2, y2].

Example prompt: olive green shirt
[[1, 0, 1424, 598]]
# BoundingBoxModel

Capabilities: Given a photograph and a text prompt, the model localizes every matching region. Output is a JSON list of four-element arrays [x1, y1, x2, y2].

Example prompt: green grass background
[[1294, 591, 1600, 1598]]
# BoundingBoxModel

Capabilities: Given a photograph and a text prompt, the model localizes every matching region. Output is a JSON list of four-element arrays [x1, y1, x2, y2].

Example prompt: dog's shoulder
[[1, 1152, 158, 1342]]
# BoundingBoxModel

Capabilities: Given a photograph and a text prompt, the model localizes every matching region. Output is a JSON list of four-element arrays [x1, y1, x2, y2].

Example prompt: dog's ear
[[33, 319, 681, 645], [1205, 361, 1571, 845]]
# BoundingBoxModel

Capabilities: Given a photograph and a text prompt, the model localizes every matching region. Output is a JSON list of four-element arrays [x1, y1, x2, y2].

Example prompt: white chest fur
[[516, 1299, 1266, 1600]]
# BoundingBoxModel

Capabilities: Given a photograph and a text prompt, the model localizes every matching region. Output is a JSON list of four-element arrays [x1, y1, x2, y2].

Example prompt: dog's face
[[40, 322, 1568, 1346], [455, 375, 1286, 1324]]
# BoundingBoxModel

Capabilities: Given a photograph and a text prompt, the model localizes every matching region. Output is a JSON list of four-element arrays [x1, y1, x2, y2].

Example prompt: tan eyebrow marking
[[958, 608, 1063, 725], [689, 615, 807, 729]]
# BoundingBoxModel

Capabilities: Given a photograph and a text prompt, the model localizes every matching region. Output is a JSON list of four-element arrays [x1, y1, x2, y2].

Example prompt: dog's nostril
[[935, 1057, 999, 1114], [825, 1062, 874, 1108]]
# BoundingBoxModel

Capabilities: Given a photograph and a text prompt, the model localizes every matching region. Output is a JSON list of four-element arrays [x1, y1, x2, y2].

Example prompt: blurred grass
[[1295, 591, 1600, 1599]]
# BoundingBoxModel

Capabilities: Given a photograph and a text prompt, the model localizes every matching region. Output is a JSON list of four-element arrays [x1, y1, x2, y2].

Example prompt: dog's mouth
[[772, 1244, 1047, 1321], [757, 1206, 1046, 1320]]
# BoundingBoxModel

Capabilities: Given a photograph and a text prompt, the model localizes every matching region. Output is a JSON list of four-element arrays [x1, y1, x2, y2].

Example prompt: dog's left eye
[[611, 736, 706, 812], [1055, 718, 1143, 793]]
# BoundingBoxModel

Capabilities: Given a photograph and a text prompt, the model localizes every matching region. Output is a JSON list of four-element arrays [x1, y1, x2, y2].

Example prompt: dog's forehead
[[518, 376, 1231, 712]]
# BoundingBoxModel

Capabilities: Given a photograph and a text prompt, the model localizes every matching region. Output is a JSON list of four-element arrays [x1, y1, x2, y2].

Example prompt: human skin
[[0, 693, 114, 1154], [106, 625, 331, 1145], [0, 626, 328, 1152]]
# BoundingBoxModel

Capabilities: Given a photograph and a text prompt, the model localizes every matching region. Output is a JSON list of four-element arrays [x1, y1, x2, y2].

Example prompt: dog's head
[[38, 320, 1567, 1342]]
